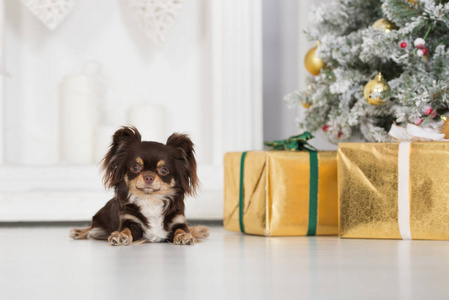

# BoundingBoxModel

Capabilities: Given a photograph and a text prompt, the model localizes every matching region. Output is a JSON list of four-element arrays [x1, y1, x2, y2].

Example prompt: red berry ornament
[[430, 109, 437, 118], [421, 47, 428, 56], [414, 118, 423, 125], [414, 38, 425, 48], [400, 42, 407, 48], [322, 125, 330, 132], [423, 106, 434, 116]]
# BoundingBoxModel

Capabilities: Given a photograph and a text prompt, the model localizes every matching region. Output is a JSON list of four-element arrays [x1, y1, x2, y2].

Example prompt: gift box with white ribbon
[[338, 142, 449, 240]]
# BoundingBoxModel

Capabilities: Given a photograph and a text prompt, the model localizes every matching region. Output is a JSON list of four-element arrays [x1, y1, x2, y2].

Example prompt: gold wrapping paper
[[338, 142, 449, 240], [223, 151, 338, 236]]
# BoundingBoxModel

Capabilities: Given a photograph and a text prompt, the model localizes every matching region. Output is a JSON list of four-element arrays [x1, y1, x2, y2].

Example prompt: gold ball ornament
[[372, 18, 397, 33], [441, 115, 449, 139], [304, 45, 325, 76], [302, 103, 311, 109], [408, 0, 418, 4], [364, 73, 390, 105]]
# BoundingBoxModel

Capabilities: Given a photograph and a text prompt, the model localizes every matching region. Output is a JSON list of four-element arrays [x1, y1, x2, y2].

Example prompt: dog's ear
[[166, 133, 199, 196], [101, 126, 142, 189]]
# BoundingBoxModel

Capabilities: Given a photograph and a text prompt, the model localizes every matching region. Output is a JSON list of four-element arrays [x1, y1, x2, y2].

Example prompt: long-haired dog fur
[[70, 126, 209, 246]]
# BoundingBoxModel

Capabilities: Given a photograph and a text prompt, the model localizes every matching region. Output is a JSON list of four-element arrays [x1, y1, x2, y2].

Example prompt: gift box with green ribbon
[[223, 133, 338, 236]]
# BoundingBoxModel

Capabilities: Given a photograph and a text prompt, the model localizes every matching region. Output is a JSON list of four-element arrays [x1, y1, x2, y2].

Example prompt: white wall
[[3, 0, 212, 165], [262, 0, 337, 150], [262, 0, 299, 143]]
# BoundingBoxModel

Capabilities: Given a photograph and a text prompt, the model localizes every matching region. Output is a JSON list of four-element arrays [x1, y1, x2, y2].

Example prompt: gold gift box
[[223, 151, 338, 236], [338, 142, 449, 240]]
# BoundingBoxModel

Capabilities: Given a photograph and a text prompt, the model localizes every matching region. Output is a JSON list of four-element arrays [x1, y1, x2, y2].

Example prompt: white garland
[[123, 0, 186, 46], [21, 0, 78, 30], [20, 0, 185, 46]]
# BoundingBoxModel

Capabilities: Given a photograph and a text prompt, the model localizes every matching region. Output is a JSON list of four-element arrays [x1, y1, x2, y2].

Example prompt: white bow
[[388, 122, 449, 142]]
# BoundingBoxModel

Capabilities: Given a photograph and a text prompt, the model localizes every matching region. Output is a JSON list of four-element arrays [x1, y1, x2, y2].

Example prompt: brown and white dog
[[70, 126, 209, 246]]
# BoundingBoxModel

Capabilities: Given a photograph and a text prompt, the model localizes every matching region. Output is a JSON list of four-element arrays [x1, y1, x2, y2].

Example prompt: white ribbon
[[389, 122, 449, 142], [389, 122, 449, 239], [398, 142, 412, 240]]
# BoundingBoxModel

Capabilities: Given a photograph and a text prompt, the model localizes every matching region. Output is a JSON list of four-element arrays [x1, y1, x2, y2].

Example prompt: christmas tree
[[285, 0, 449, 142]]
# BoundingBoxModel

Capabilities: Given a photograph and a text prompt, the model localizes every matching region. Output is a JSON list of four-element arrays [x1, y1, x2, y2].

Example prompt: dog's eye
[[158, 167, 169, 176], [130, 164, 141, 173]]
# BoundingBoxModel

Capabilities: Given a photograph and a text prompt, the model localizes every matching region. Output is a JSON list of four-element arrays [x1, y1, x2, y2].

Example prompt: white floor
[[1, 226, 449, 300]]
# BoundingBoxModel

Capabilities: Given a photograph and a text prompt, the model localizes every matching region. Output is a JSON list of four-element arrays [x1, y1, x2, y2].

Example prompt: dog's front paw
[[70, 229, 83, 239], [174, 232, 197, 245], [70, 227, 91, 240], [108, 230, 132, 246]]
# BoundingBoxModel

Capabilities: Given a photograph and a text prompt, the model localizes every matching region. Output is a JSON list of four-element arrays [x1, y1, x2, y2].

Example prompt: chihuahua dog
[[70, 126, 209, 246]]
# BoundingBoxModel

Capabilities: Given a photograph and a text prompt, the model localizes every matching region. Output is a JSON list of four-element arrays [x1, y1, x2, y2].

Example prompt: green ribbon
[[239, 151, 248, 233], [306, 151, 318, 236], [238, 132, 318, 235], [263, 132, 317, 152]]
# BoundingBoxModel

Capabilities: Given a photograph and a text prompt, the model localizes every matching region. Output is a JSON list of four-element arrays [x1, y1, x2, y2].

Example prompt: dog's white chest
[[130, 195, 168, 243]]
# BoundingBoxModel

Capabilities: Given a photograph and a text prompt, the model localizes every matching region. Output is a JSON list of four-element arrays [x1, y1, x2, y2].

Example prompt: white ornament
[[21, 0, 78, 30], [414, 38, 425, 48], [124, 0, 185, 46], [417, 49, 424, 57]]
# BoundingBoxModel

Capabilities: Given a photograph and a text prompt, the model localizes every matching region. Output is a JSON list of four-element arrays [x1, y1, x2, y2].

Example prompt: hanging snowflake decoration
[[21, 0, 78, 30], [124, 0, 186, 46]]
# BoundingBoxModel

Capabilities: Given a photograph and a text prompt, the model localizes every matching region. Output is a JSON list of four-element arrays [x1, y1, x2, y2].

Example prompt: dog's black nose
[[143, 175, 154, 184]]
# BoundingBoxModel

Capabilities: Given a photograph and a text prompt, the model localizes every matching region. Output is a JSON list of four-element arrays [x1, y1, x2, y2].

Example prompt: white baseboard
[[0, 190, 223, 222], [0, 165, 223, 221]]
